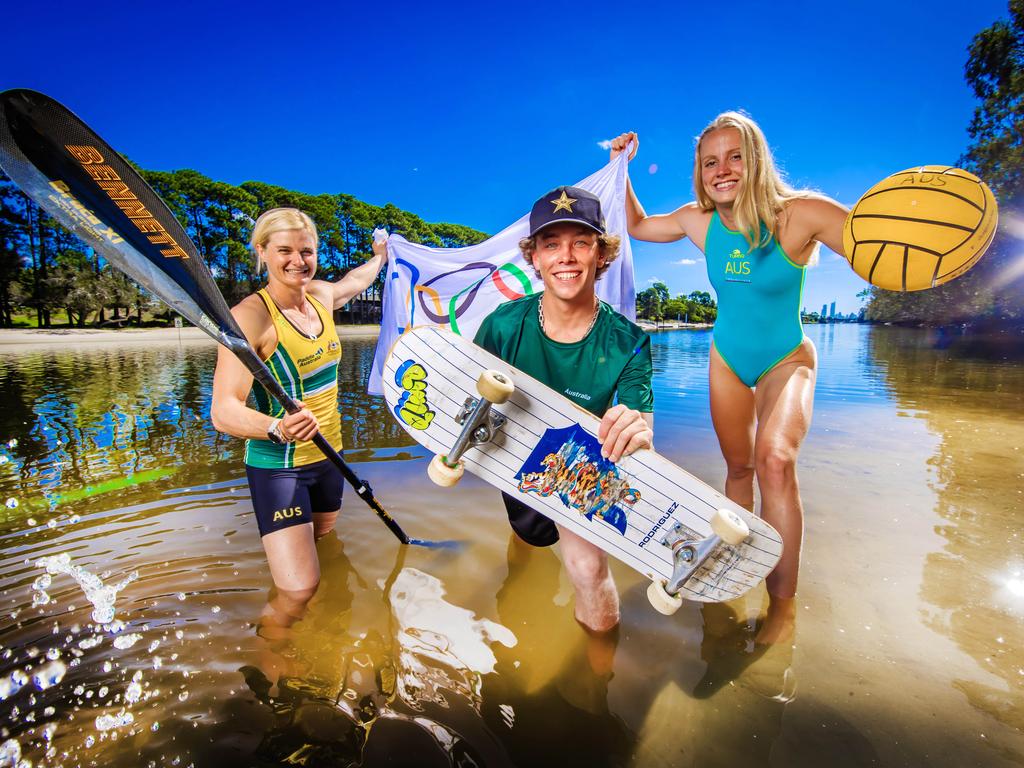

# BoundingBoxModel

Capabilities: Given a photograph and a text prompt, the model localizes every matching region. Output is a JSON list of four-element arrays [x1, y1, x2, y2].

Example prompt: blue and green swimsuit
[[705, 211, 806, 386]]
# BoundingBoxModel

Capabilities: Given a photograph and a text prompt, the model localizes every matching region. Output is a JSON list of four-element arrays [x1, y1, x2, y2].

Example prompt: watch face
[[268, 422, 284, 444]]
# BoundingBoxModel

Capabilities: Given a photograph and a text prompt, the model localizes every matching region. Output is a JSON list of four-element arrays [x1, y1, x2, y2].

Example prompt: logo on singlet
[[296, 348, 323, 366]]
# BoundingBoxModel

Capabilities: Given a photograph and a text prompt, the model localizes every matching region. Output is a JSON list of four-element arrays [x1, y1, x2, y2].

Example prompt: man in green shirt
[[474, 186, 654, 632]]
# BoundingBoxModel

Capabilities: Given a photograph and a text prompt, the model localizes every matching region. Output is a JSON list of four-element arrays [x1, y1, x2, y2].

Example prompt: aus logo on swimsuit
[[515, 424, 640, 535], [724, 248, 751, 278], [394, 359, 435, 430]]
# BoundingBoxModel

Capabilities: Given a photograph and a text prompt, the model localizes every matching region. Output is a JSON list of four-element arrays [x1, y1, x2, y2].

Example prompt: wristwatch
[[267, 418, 287, 445]]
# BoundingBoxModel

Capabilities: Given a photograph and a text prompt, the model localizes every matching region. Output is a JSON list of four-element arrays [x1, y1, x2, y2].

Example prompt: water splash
[[31, 660, 66, 690], [95, 710, 134, 731], [112, 634, 144, 650], [35, 553, 138, 624], [0, 738, 21, 767], [389, 568, 515, 713], [125, 681, 143, 704], [0, 669, 28, 701]]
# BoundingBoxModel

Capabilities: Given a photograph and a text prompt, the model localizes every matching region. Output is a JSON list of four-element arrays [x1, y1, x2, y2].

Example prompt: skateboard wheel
[[477, 370, 514, 404], [647, 580, 683, 615], [711, 508, 750, 546], [428, 454, 464, 487]]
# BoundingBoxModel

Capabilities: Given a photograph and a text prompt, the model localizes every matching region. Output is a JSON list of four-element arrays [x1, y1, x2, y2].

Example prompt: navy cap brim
[[529, 217, 605, 237]]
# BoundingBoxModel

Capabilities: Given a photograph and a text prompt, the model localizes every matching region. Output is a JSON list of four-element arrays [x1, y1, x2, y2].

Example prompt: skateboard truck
[[454, 396, 508, 446], [646, 508, 751, 615], [428, 370, 514, 487]]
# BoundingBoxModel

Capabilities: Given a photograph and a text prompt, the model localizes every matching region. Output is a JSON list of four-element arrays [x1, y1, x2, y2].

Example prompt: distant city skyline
[[2, 0, 1008, 314]]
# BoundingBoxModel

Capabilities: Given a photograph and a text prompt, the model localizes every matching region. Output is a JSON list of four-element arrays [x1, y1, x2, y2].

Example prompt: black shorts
[[245, 459, 343, 537], [502, 492, 559, 547]]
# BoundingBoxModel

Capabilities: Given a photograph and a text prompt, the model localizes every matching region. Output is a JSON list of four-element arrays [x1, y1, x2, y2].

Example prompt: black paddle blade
[[0, 88, 242, 341], [407, 538, 466, 551], [0, 88, 438, 551]]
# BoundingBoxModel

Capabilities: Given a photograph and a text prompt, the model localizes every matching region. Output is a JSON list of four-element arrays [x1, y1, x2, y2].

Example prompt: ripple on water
[[0, 329, 1021, 765]]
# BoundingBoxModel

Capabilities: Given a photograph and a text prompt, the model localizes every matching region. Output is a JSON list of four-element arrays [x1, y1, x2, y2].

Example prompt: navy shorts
[[502, 492, 559, 547], [245, 459, 343, 537]]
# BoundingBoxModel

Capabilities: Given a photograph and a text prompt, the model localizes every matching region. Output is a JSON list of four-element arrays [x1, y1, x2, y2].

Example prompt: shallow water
[[0, 324, 1021, 767]]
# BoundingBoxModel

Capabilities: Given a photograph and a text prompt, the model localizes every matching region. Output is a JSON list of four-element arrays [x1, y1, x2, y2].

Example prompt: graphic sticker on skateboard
[[383, 327, 783, 612], [515, 424, 638, 535], [393, 359, 435, 430]]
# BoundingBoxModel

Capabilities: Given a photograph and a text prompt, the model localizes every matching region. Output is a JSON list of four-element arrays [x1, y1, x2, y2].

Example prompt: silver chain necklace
[[538, 296, 600, 340], [269, 293, 319, 340], [291, 304, 319, 340]]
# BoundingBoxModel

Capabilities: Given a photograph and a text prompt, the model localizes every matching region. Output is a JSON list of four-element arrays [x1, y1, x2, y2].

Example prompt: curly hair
[[518, 232, 622, 280]]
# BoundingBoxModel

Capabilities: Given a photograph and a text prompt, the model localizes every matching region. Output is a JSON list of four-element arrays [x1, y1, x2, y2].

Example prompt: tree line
[[635, 282, 717, 324], [0, 166, 489, 328], [864, 0, 1024, 327], [9, 0, 1014, 336]]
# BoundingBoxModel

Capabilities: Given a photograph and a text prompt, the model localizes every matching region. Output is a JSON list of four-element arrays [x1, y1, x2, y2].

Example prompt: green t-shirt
[[473, 292, 654, 417]]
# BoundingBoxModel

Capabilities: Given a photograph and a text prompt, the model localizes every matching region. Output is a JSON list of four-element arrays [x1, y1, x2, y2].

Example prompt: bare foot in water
[[755, 595, 796, 646]]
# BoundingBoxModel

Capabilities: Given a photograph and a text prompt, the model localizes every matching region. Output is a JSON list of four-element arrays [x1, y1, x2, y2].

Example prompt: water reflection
[[482, 537, 635, 767], [0, 340, 414, 528], [0, 328, 1022, 766], [868, 328, 1024, 738]]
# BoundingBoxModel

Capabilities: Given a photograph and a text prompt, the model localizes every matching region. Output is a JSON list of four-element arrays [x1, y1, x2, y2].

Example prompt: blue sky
[[5, 0, 1008, 313]]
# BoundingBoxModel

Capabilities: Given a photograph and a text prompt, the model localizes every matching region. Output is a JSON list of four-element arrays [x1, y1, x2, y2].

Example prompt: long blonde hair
[[250, 208, 318, 271], [693, 111, 812, 250]]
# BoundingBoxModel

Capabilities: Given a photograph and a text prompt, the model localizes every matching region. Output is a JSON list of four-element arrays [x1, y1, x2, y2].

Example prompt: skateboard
[[382, 326, 783, 612]]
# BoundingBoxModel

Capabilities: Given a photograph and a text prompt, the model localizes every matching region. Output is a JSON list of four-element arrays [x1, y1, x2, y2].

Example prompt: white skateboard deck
[[383, 327, 782, 603]]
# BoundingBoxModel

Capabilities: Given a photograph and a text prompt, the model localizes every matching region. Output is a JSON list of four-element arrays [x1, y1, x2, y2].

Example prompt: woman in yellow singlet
[[211, 208, 387, 651]]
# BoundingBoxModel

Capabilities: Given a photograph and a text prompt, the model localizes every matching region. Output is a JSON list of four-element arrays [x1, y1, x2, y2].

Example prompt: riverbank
[[637, 321, 712, 331], [0, 324, 381, 350]]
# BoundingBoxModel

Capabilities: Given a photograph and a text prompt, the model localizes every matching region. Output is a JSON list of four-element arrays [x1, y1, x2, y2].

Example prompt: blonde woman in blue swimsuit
[[611, 114, 848, 643]]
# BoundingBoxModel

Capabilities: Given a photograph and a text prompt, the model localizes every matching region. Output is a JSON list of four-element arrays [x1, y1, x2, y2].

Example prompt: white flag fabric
[[368, 152, 635, 395]]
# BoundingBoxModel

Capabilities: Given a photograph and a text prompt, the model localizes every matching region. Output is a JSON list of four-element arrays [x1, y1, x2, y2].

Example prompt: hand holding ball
[[842, 166, 997, 291]]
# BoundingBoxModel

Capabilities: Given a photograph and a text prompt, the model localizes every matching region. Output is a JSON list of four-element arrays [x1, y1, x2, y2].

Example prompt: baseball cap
[[528, 186, 606, 236]]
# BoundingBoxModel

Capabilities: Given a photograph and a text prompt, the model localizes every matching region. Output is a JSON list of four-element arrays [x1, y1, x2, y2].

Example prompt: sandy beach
[[0, 324, 381, 351]]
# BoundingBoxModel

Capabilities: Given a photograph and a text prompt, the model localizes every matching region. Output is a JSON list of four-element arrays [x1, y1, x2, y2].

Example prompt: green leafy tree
[[663, 297, 687, 320], [431, 222, 489, 247], [1, 162, 491, 327], [0, 175, 27, 326], [964, 0, 1024, 203], [636, 286, 663, 321], [866, 1, 1024, 325], [46, 249, 101, 327], [688, 290, 714, 307], [99, 267, 144, 323]]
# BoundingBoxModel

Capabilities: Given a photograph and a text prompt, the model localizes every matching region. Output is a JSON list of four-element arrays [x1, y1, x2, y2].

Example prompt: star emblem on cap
[[550, 190, 576, 213]]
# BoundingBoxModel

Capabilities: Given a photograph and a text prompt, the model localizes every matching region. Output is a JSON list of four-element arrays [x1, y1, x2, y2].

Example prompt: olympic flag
[[368, 152, 635, 395]]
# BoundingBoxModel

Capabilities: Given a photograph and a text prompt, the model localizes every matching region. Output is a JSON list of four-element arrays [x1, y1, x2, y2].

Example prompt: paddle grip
[[236, 342, 412, 546]]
